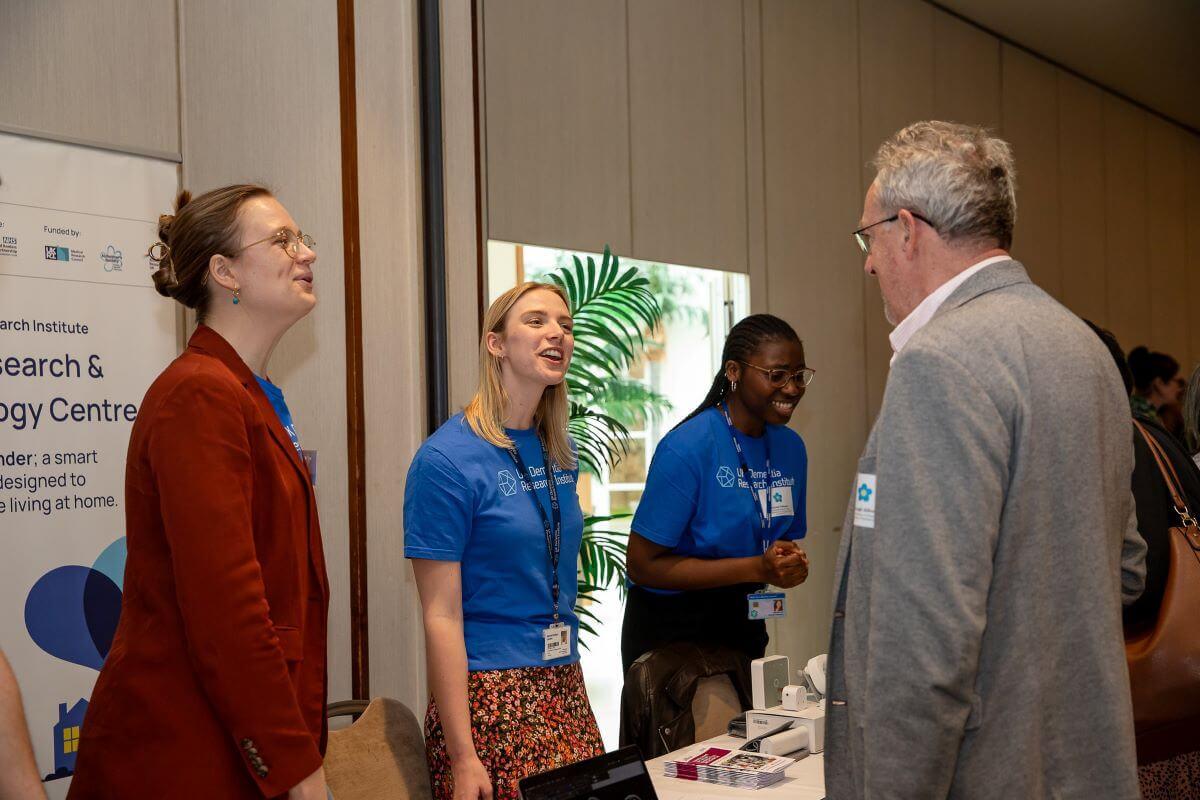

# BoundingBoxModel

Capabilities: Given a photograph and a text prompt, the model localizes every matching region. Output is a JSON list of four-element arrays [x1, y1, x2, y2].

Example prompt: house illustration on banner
[[44, 698, 88, 781]]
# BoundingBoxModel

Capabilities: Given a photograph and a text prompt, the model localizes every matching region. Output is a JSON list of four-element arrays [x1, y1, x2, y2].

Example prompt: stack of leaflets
[[662, 746, 793, 789]]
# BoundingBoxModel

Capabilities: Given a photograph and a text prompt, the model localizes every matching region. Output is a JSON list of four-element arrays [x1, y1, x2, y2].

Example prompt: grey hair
[[872, 121, 1017, 249], [1185, 363, 1200, 455]]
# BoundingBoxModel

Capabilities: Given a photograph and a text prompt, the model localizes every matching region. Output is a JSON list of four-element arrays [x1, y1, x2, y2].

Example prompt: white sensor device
[[804, 654, 828, 698], [758, 725, 810, 756], [751, 655, 790, 710], [780, 684, 806, 711]]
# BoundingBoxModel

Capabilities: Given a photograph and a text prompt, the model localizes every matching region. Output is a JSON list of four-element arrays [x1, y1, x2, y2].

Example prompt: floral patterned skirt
[[424, 662, 604, 800]]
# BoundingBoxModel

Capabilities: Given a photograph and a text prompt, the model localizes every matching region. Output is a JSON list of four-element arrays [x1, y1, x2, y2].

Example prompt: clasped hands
[[761, 539, 809, 588]]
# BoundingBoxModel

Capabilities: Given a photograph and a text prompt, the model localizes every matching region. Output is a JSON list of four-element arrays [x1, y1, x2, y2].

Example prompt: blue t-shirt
[[255, 375, 303, 458], [403, 414, 584, 671], [631, 406, 808, 594]]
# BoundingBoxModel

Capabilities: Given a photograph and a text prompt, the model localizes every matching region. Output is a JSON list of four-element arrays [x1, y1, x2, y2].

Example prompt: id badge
[[542, 622, 571, 660], [747, 592, 786, 620]]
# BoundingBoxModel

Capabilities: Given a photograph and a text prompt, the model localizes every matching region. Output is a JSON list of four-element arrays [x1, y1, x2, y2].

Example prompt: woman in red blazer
[[68, 185, 330, 800]]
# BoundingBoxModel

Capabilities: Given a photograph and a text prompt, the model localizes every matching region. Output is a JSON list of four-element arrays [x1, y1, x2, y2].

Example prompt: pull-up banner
[[0, 131, 178, 798]]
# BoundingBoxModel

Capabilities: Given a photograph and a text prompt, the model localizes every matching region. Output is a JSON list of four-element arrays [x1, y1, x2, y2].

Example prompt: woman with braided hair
[[620, 314, 813, 675]]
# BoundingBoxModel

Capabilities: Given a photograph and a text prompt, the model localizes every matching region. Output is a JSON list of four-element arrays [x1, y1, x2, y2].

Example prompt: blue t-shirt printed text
[[631, 406, 808, 595], [403, 414, 584, 671]]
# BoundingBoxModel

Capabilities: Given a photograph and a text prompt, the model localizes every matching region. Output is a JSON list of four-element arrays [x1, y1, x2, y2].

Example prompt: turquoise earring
[[232, 288, 240, 305]]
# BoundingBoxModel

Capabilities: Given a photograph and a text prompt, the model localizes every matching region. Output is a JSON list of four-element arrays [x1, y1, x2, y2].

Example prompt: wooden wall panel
[[482, 0, 631, 255], [628, 0, 748, 272], [0, 0, 180, 158], [933, 9, 1001, 131], [443, 0, 483, 412], [1145, 117, 1189, 364], [1102, 96, 1150, 351], [180, 0, 352, 704], [858, 0, 935, 420], [1001, 45, 1061, 297], [761, 0, 864, 669], [1186, 138, 1200, 371], [743, 0, 768, 306], [1056, 72, 1108, 325], [356, 0, 429, 714]]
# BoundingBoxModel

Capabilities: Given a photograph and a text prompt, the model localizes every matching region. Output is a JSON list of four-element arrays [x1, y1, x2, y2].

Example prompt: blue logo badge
[[498, 469, 518, 496], [857, 483, 873, 503], [716, 466, 736, 488]]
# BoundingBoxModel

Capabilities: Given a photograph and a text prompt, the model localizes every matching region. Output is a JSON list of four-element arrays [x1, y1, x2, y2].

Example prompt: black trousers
[[620, 582, 769, 676]]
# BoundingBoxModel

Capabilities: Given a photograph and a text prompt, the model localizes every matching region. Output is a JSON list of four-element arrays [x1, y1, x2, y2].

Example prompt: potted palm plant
[[544, 246, 667, 643]]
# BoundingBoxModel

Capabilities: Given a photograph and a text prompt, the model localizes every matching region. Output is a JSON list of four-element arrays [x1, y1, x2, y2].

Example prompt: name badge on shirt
[[748, 592, 786, 619], [542, 622, 571, 660], [854, 473, 876, 529], [758, 485, 794, 518]]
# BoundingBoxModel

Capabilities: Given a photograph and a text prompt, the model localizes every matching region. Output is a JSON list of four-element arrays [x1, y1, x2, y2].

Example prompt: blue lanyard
[[720, 403, 774, 552], [505, 437, 563, 621]]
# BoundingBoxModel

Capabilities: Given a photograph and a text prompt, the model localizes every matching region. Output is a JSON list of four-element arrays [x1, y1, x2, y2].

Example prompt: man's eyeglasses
[[232, 229, 316, 260], [739, 361, 816, 389], [852, 211, 935, 254]]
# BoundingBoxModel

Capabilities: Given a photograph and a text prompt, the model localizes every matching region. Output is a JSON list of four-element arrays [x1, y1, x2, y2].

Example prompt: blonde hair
[[464, 282, 576, 470]]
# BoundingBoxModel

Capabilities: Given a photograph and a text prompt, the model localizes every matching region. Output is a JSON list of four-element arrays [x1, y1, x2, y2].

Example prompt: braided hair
[[678, 313, 803, 427]]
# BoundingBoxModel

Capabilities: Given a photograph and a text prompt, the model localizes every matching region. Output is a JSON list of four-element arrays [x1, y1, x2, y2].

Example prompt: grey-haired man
[[825, 121, 1146, 799]]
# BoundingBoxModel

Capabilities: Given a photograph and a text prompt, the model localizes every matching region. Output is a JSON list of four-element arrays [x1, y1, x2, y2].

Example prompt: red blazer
[[69, 326, 330, 799]]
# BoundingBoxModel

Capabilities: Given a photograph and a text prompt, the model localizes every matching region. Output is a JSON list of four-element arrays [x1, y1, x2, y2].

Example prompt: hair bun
[[157, 190, 193, 243], [150, 265, 178, 298]]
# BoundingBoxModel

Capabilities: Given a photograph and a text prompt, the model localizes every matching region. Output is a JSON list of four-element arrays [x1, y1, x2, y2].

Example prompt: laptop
[[518, 746, 659, 800]]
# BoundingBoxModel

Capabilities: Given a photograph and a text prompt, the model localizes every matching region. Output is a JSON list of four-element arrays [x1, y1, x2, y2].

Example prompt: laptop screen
[[518, 746, 658, 800]]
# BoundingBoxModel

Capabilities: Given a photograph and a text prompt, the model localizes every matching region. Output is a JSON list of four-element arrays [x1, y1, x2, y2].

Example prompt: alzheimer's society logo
[[99, 245, 123, 272], [498, 469, 518, 496]]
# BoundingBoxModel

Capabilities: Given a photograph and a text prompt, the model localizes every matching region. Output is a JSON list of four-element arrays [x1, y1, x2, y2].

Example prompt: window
[[63, 725, 80, 754], [487, 241, 750, 746]]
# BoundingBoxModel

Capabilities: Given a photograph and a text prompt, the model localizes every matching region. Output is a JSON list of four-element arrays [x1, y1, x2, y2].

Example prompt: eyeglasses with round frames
[[852, 211, 935, 254], [231, 229, 316, 260], [739, 360, 815, 389]]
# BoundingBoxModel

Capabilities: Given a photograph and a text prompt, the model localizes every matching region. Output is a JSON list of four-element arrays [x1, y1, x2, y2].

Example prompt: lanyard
[[505, 437, 563, 621], [720, 403, 774, 552]]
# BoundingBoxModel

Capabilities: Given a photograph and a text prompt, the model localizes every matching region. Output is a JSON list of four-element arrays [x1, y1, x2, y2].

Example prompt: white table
[[647, 735, 825, 800]]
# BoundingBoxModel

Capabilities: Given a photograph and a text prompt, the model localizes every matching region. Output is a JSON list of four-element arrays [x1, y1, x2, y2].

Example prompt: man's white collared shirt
[[888, 255, 1011, 364]]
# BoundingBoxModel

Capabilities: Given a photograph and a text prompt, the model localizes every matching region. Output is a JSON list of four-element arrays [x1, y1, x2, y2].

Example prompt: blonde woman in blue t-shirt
[[405, 282, 602, 800]]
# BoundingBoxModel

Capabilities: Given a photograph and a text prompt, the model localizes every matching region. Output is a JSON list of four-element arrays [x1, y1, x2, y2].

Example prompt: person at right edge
[[826, 121, 1147, 799], [1087, 322, 1200, 797]]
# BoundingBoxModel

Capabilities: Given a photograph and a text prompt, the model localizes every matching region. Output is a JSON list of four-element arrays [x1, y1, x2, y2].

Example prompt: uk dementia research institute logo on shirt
[[498, 469, 518, 496], [716, 466, 736, 488]]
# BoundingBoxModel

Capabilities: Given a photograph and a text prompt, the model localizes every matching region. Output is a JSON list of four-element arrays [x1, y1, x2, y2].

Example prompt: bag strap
[[1133, 419, 1197, 528]]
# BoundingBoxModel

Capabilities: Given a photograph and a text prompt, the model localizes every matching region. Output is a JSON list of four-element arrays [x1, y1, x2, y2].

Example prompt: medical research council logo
[[99, 245, 123, 272], [44, 245, 83, 263]]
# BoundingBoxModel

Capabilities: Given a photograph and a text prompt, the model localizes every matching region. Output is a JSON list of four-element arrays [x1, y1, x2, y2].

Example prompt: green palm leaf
[[550, 245, 668, 647]]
